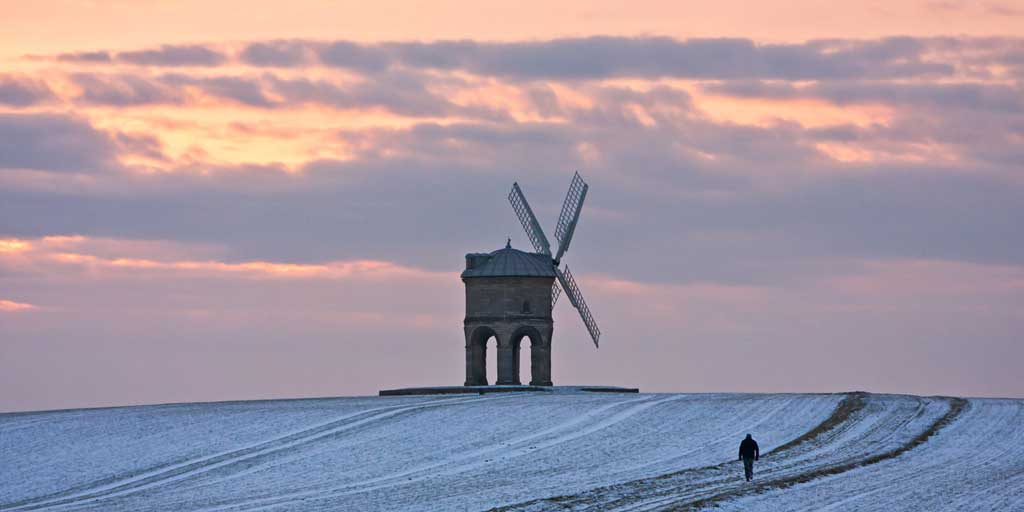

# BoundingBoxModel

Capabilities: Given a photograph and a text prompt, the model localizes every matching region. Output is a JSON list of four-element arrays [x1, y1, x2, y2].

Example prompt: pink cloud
[[0, 299, 37, 312], [0, 236, 447, 282]]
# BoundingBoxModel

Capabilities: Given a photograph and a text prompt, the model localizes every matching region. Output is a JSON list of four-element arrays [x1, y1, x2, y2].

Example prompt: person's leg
[[743, 458, 753, 481]]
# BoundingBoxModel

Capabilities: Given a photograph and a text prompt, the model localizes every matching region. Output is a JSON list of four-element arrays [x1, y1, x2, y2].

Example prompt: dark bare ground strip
[[767, 393, 867, 456], [668, 396, 970, 512], [487, 393, 865, 512]]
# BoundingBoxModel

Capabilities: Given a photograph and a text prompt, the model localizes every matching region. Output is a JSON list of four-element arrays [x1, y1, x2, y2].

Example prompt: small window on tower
[[522, 300, 532, 314]]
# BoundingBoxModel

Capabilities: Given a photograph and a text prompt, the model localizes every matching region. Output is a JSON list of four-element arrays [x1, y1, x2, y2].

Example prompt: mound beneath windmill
[[378, 385, 639, 396], [3, 392, 1023, 511]]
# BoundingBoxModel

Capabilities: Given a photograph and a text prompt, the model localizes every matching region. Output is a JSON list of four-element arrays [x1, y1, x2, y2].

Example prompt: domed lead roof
[[461, 245, 556, 278]]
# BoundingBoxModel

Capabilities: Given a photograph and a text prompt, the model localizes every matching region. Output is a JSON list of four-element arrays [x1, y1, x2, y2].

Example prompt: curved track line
[[674, 396, 968, 511], [607, 395, 937, 512], [0, 395, 496, 512], [611, 395, 801, 476], [600, 396, 942, 512], [190, 394, 660, 496], [800, 400, 1022, 512], [598, 395, 937, 512], [487, 393, 958, 509], [198, 395, 685, 512], [485, 393, 864, 509]]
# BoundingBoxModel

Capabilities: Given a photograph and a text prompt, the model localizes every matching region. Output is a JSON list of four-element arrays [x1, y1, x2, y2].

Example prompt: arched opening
[[514, 335, 534, 385], [485, 335, 498, 385], [511, 326, 547, 386], [467, 326, 499, 386]]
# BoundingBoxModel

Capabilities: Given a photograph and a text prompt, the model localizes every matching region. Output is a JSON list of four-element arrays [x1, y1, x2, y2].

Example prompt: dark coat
[[738, 437, 759, 460]]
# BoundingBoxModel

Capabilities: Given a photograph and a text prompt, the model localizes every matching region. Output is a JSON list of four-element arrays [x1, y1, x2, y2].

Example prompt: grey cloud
[[3, 147, 1022, 287], [812, 36, 926, 64], [194, 76, 274, 107], [0, 74, 55, 107], [0, 113, 118, 173], [808, 82, 1023, 112], [376, 36, 953, 80], [265, 74, 458, 117], [239, 40, 312, 67], [56, 46, 226, 67], [701, 80, 801, 99], [703, 80, 1024, 112], [524, 86, 563, 117], [804, 109, 1024, 172], [52, 36, 1023, 81], [72, 73, 185, 106], [117, 45, 227, 67], [341, 122, 580, 166], [234, 36, 1003, 80], [118, 71, 509, 119], [7, 78, 1022, 277], [70, 72, 277, 109], [115, 133, 166, 161], [1, 79, 1021, 283], [160, 74, 275, 107], [57, 50, 112, 63], [317, 41, 392, 71], [388, 40, 478, 70]]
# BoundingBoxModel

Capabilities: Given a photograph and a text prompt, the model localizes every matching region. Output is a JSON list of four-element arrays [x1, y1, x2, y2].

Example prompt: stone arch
[[511, 325, 551, 386], [465, 326, 499, 386]]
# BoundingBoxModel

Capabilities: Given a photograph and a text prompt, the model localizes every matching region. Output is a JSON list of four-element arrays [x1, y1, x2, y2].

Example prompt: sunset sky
[[1, 1, 1022, 412]]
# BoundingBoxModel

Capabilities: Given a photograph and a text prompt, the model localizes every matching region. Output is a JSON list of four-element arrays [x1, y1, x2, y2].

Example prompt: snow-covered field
[[1, 392, 1021, 511]]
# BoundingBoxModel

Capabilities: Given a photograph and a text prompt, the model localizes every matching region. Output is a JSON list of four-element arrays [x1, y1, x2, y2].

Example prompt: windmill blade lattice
[[555, 266, 601, 348], [508, 173, 602, 349], [509, 182, 552, 256], [553, 172, 589, 262]]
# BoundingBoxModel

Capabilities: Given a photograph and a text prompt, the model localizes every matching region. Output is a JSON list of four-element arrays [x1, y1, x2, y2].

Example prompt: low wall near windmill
[[378, 385, 639, 396]]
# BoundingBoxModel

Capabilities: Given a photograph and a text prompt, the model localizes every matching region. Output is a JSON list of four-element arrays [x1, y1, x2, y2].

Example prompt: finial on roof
[[506, 237, 511, 248]]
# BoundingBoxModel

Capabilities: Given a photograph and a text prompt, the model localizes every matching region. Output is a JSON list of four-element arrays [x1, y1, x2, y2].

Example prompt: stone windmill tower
[[462, 172, 601, 387]]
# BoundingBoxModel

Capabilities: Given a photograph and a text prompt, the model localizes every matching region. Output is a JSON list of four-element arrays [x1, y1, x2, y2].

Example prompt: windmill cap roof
[[461, 246, 556, 278]]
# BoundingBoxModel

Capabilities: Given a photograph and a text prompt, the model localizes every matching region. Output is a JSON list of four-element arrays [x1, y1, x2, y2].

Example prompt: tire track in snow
[[488, 393, 866, 512], [191, 393, 666, 498], [774, 399, 1024, 512], [606, 395, 945, 512], [673, 396, 968, 512], [0, 395, 496, 512], [194, 394, 686, 512], [907, 400, 1024, 512], [609, 395, 802, 476], [192, 394, 666, 511], [598, 396, 907, 511], [489, 392, 935, 512]]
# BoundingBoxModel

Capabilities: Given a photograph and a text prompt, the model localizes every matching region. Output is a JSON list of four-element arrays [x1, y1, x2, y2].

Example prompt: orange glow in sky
[[2, 0, 1023, 411]]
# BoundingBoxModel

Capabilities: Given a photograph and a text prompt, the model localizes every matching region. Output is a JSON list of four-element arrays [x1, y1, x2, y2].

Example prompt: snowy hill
[[1, 392, 1022, 511]]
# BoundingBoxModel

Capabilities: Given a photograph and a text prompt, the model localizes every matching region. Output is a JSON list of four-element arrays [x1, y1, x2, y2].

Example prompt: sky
[[1, 1, 1023, 412]]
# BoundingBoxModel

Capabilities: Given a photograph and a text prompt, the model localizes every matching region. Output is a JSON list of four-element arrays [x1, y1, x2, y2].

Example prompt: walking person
[[738, 434, 759, 481]]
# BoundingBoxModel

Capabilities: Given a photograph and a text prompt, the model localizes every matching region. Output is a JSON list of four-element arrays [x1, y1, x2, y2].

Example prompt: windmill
[[509, 172, 601, 348], [384, 173, 633, 394]]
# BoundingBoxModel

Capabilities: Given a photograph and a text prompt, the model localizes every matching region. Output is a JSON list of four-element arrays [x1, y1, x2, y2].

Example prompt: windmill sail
[[509, 182, 552, 256], [555, 266, 601, 348], [553, 172, 588, 262]]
